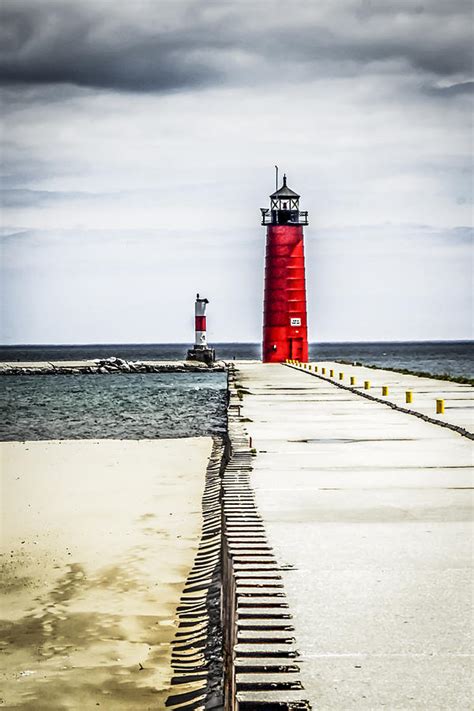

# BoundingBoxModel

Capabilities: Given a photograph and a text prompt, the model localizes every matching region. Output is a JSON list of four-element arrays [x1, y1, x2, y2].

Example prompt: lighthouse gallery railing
[[260, 208, 309, 226]]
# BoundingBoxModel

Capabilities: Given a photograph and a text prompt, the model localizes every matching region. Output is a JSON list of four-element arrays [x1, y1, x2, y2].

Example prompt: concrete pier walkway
[[234, 362, 473, 710]]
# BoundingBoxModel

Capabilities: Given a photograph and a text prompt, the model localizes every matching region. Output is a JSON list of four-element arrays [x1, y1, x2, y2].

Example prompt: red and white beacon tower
[[186, 293, 216, 364], [261, 173, 309, 363]]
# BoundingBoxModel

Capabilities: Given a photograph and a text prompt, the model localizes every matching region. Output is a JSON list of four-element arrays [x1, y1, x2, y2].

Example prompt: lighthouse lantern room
[[261, 173, 309, 363]]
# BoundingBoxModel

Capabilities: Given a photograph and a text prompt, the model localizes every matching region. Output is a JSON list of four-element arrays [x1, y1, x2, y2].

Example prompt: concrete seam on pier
[[222, 366, 311, 711], [285, 363, 474, 441], [165, 437, 224, 711]]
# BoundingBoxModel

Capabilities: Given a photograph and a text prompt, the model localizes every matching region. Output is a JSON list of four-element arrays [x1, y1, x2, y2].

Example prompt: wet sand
[[0, 438, 213, 710]]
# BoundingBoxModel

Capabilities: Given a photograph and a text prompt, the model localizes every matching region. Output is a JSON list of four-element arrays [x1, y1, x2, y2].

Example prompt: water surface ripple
[[1, 372, 227, 441]]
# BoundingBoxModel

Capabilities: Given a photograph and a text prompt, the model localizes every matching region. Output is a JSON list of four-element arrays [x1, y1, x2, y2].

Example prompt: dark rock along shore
[[0, 356, 226, 375]]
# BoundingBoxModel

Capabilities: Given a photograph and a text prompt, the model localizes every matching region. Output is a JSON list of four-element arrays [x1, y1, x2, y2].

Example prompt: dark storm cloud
[[0, 0, 472, 95], [0, 1, 224, 92]]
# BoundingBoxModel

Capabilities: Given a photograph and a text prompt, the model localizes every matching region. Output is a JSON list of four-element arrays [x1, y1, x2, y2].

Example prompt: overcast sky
[[1, 0, 472, 344]]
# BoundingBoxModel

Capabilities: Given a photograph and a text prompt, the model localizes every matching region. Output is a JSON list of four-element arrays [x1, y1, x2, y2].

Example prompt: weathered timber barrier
[[221, 366, 311, 710], [166, 437, 225, 710]]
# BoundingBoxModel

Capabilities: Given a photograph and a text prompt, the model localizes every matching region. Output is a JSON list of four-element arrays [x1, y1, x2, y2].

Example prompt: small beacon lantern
[[186, 293, 216, 365]]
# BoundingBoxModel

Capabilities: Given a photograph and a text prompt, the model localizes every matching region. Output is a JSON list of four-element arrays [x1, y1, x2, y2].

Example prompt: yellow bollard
[[405, 390, 413, 404], [436, 399, 445, 414], [330, 369, 334, 377], [339, 372, 344, 380], [315, 366, 318, 372], [382, 386, 389, 396], [322, 367, 326, 375], [350, 376, 356, 386], [308, 365, 312, 371], [364, 380, 370, 390]]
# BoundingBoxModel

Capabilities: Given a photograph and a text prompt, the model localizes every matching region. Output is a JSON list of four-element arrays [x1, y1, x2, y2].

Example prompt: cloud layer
[[1, 0, 472, 93]]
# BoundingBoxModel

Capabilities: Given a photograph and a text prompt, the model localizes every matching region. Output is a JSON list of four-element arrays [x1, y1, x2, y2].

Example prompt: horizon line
[[1, 339, 473, 347]]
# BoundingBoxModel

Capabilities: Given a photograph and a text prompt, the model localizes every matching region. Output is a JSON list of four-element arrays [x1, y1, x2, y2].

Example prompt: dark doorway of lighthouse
[[289, 338, 303, 361]]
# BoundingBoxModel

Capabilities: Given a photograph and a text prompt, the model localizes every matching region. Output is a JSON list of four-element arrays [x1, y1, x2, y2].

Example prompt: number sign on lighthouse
[[261, 173, 309, 363]]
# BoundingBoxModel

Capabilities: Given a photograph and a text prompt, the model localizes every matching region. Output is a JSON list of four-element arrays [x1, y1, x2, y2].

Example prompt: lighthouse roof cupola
[[261, 174, 308, 226], [270, 174, 300, 200]]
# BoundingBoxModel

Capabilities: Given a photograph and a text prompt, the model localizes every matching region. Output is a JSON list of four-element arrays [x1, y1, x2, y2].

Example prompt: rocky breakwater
[[0, 356, 227, 375]]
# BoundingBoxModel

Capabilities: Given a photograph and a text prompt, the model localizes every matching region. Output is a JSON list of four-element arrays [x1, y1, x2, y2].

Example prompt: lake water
[[1, 371, 228, 441]]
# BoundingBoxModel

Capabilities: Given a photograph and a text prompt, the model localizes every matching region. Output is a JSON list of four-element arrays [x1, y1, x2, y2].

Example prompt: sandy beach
[[0, 437, 213, 710]]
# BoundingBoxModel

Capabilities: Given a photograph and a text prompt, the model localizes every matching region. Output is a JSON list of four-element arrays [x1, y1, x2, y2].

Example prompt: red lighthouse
[[261, 174, 309, 363]]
